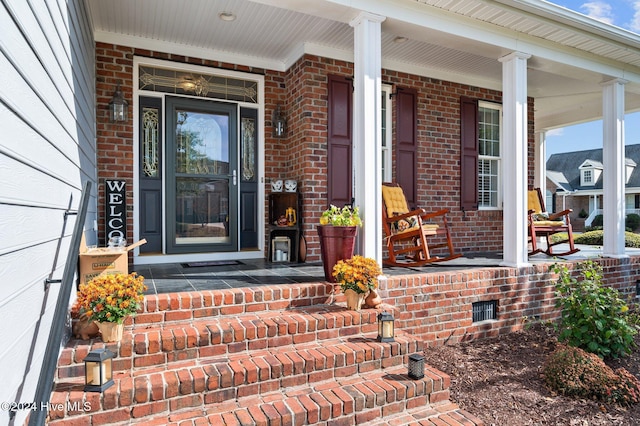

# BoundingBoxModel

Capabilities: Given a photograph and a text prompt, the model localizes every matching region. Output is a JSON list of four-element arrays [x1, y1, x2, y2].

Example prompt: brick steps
[[51, 332, 419, 415], [57, 305, 380, 379], [123, 364, 456, 426], [48, 285, 483, 425]]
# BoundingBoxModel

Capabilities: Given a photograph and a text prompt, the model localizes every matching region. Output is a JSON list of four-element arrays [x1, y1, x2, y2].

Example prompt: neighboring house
[[4, 0, 640, 424], [546, 145, 640, 227]]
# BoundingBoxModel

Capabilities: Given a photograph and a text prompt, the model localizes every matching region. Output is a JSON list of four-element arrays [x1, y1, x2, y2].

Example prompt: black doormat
[[181, 260, 242, 268]]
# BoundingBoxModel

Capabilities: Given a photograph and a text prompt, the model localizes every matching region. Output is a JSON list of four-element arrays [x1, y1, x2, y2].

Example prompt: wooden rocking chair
[[381, 183, 461, 267], [528, 188, 579, 256]]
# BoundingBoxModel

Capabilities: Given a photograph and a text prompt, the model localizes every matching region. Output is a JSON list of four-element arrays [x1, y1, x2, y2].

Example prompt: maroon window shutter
[[327, 75, 353, 208], [396, 88, 418, 207], [460, 96, 478, 211]]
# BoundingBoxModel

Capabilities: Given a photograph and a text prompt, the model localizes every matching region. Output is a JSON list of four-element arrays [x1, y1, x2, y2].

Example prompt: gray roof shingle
[[546, 144, 640, 190]]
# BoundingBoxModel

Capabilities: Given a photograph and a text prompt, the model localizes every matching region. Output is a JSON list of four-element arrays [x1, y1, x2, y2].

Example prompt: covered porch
[[87, 0, 640, 269]]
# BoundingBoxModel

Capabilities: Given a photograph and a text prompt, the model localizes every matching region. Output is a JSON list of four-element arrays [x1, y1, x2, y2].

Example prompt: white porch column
[[350, 12, 385, 263], [499, 51, 531, 268], [602, 78, 628, 258], [534, 131, 546, 195]]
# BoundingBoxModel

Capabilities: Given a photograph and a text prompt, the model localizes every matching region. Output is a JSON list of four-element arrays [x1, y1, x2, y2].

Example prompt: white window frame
[[381, 84, 393, 183], [477, 101, 502, 210], [581, 169, 593, 186], [626, 163, 635, 183]]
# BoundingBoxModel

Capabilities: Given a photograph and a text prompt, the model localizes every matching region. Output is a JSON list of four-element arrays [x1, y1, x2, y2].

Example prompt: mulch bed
[[422, 323, 640, 425]]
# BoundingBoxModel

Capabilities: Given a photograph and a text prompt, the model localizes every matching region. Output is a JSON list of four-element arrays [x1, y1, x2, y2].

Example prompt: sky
[[543, 1, 640, 158]]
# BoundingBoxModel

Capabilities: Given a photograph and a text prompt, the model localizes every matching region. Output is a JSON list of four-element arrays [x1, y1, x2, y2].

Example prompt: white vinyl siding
[[478, 102, 502, 209], [0, 1, 96, 424]]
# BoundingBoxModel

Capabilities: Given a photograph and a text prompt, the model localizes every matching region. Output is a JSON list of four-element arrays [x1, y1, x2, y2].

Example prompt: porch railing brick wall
[[379, 257, 640, 347]]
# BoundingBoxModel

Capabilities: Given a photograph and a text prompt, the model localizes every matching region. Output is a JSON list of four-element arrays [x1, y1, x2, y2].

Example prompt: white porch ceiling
[[86, 0, 640, 134]]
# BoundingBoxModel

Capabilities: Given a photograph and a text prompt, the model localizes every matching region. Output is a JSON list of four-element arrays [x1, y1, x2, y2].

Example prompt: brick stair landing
[[48, 282, 483, 425]]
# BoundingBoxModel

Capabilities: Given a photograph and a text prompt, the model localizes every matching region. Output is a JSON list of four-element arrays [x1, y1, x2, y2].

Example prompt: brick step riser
[[58, 310, 380, 379], [360, 404, 484, 426], [48, 366, 450, 425], [138, 284, 338, 323]]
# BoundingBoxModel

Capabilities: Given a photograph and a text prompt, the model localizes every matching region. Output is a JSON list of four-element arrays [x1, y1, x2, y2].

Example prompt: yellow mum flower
[[333, 255, 383, 294], [76, 272, 147, 324]]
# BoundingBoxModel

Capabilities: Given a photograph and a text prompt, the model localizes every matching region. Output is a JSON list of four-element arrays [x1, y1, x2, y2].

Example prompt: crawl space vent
[[472, 300, 497, 322]]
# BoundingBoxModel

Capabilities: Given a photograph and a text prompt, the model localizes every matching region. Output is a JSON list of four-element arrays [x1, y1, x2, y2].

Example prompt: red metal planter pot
[[317, 225, 357, 283]]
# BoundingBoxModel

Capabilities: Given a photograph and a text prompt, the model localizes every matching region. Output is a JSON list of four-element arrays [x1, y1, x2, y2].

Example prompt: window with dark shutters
[[395, 88, 418, 207], [460, 96, 479, 211], [327, 74, 353, 208]]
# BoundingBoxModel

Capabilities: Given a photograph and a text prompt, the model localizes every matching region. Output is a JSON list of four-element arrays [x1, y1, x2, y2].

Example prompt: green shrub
[[551, 260, 637, 359], [572, 230, 640, 248], [578, 208, 589, 218], [585, 225, 603, 232], [626, 213, 640, 231], [625, 232, 640, 247], [574, 230, 602, 245], [543, 345, 640, 406], [591, 214, 604, 227], [548, 232, 568, 244]]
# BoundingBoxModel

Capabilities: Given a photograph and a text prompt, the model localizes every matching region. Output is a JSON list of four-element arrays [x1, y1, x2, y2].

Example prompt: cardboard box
[[78, 235, 147, 286]]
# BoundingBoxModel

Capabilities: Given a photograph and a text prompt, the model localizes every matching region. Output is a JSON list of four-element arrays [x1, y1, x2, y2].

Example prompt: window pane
[[142, 107, 159, 177], [479, 106, 500, 157], [241, 116, 256, 181], [380, 87, 392, 182], [139, 65, 258, 103], [175, 110, 229, 176], [478, 104, 501, 208], [175, 178, 229, 244], [479, 159, 499, 208], [381, 91, 387, 148]]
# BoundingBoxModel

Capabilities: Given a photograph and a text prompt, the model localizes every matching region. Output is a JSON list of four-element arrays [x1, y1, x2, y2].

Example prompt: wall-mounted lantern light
[[408, 353, 425, 380], [273, 104, 287, 138], [84, 348, 115, 392], [108, 83, 128, 123], [377, 311, 395, 342]]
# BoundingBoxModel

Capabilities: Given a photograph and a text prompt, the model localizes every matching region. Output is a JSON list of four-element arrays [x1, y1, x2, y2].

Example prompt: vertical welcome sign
[[105, 180, 126, 243]]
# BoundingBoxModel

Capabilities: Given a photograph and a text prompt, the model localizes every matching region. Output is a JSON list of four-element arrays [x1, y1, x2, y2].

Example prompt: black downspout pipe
[[29, 181, 91, 426]]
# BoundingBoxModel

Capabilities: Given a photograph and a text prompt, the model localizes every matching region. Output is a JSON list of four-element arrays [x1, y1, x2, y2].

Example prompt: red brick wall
[[96, 43, 134, 246], [95, 44, 535, 262], [278, 56, 356, 261], [280, 56, 536, 259], [379, 256, 640, 347]]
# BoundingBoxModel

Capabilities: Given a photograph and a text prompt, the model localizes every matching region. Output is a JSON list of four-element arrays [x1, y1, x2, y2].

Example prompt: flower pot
[[317, 225, 357, 282], [97, 321, 124, 342], [344, 289, 365, 311]]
